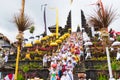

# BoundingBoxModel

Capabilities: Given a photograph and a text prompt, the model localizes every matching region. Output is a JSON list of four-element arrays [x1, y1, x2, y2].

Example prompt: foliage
[[98, 73, 108, 80], [94, 63, 107, 70], [91, 57, 107, 60], [29, 26, 35, 34], [19, 64, 29, 74], [23, 65, 29, 73], [29, 62, 42, 69], [13, 13, 34, 32], [89, 7, 117, 30], [111, 60, 120, 70], [21, 50, 45, 60], [17, 73, 25, 80], [93, 60, 120, 70], [19, 62, 43, 70], [18, 63, 42, 79], [116, 35, 120, 41]]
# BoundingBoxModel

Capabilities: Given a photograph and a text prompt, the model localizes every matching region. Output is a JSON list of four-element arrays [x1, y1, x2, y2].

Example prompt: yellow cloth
[[35, 49, 39, 52], [75, 55, 80, 62], [71, 48, 75, 53], [25, 53, 31, 60]]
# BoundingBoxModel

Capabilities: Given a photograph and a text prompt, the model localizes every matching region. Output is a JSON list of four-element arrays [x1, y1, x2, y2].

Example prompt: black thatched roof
[[48, 25, 63, 33]]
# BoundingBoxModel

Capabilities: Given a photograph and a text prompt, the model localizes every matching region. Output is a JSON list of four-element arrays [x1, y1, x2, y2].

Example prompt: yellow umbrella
[[49, 34, 54, 37], [63, 35, 67, 39], [50, 42, 58, 47], [59, 36, 64, 41], [24, 43, 32, 47], [56, 39, 62, 44], [52, 33, 56, 36], [44, 36, 49, 39], [41, 37, 47, 41], [64, 33, 70, 37], [34, 40, 41, 44]]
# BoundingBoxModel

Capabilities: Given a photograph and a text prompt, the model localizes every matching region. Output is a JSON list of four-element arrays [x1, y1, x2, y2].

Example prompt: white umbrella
[[84, 42, 93, 46], [111, 41, 120, 46], [109, 38, 115, 41], [83, 38, 90, 42]]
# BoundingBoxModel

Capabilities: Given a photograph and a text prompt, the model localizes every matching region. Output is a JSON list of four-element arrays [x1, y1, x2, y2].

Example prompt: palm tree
[[13, 0, 33, 80]]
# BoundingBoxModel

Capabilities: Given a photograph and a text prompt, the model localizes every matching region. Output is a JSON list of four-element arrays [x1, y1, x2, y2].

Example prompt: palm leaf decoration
[[13, 13, 34, 32], [89, 7, 117, 30]]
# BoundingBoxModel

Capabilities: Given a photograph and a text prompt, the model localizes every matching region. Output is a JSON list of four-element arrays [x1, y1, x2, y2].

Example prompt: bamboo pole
[[14, 44, 20, 80], [106, 47, 115, 80], [15, 0, 25, 79], [21, 0, 25, 19], [56, 8, 59, 39]]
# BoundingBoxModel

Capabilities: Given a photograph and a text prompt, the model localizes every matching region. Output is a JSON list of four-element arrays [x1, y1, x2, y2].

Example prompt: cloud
[[0, 0, 120, 43], [0, 25, 18, 42]]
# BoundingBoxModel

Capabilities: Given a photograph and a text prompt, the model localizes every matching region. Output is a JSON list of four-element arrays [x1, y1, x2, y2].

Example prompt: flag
[[41, 4, 47, 36], [44, 7, 47, 36], [70, 0, 73, 4]]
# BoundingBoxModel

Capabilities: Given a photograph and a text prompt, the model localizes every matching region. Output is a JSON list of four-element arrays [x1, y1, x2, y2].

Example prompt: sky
[[0, 0, 120, 42]]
